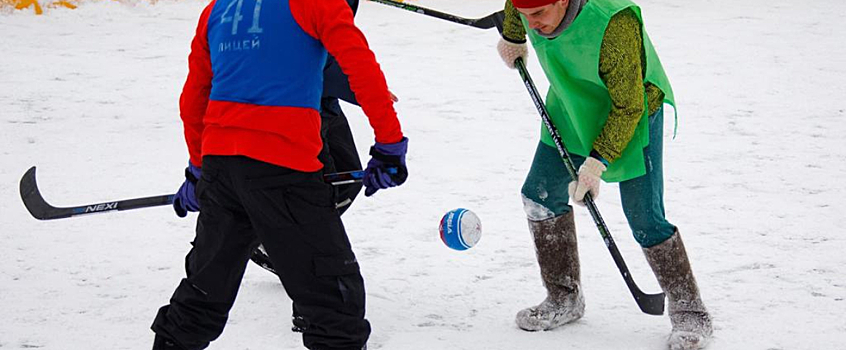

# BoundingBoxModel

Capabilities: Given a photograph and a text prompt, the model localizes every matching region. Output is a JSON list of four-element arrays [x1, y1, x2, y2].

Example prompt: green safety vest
[[523, 0, 674, 182]]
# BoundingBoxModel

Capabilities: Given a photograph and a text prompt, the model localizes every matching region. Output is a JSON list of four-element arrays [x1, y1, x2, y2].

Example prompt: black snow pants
[[152, 155, 370, 350]]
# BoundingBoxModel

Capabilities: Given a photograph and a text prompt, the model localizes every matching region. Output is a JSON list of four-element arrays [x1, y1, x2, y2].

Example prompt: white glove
[[497, 37, 528, 69], [568, 157, 607, 206]]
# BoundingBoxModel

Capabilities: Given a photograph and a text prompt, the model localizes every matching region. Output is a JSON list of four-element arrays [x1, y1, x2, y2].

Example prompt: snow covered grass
[[1, 0, 845, 349]]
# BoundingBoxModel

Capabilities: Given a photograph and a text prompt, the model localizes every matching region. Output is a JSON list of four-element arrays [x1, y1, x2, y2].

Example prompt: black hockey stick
[[514, 58, 666, 316], [19, 167, 384, 220], [367, 0, 504, 30]]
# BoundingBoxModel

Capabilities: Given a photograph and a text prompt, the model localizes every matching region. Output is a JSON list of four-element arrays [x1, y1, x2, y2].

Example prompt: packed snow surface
[[1, 0, 845, 349]]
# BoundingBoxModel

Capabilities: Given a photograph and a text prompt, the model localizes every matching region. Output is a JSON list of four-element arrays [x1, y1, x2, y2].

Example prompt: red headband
[[512, 0, 559, 8]]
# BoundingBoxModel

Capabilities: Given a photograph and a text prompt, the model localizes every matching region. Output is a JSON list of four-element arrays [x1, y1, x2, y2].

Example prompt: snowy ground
[[2, 0, 845, 349]]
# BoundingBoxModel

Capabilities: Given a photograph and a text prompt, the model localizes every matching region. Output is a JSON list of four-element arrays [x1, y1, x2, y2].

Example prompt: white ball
[[439, 208, 482, 250]]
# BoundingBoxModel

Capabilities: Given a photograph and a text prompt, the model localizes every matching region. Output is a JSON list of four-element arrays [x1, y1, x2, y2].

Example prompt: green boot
[[644, 231, 713, 350], [516, 211, 585, 331]]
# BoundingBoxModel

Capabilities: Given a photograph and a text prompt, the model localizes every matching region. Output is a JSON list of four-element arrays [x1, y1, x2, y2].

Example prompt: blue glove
[[363, 137, 408, 197], [173, 163, 201, 217]]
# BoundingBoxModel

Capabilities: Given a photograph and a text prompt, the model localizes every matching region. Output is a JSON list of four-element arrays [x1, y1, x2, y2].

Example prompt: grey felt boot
[[644, 231, 713, 350], [516, 211, 585, 331]]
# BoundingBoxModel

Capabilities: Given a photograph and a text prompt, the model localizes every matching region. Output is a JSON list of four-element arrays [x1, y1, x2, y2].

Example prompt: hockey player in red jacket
[[152, 0, 407, 349]]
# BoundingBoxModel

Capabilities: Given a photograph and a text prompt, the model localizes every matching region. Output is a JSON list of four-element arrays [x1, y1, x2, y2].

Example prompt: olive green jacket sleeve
[[595, 9, 667, 163], [593, 9, 648, 163], [502, 0, 527, 43]]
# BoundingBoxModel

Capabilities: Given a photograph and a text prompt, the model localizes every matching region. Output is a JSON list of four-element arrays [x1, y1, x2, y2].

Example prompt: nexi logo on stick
[[85, 202, 118, 213]]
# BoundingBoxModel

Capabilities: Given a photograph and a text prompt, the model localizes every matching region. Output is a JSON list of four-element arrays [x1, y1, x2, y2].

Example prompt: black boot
[[515, 211, 584, 331], [152, 334, 186, 350], [291, 303, 309, 333], [644, 230, 713, 350]]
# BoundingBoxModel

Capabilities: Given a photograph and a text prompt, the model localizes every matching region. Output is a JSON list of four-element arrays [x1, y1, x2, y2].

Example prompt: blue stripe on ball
[[442, 208, 470, 250]]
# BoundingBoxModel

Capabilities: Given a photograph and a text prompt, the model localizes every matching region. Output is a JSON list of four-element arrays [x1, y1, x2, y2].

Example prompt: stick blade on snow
[[19, 166, 73, 220]]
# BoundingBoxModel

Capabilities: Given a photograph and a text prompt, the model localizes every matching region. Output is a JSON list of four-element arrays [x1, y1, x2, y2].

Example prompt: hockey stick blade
[[20, 166, 64, 220], [20, 166, 175, 220], [20, 166, 392, 220], [633, 287, 666, 315], [367, 0, 504, 30]]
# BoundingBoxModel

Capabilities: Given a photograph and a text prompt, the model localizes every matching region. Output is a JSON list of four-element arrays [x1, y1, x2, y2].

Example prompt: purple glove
[[363, 137, 408, 197], [173, 163, 201, 217]]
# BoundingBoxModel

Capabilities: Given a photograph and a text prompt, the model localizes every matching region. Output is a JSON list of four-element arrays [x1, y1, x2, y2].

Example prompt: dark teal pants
[[521, 108, 675, 248]]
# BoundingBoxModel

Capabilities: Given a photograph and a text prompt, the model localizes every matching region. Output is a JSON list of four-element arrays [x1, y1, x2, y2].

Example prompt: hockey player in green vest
[[496, 0, 712, 348]]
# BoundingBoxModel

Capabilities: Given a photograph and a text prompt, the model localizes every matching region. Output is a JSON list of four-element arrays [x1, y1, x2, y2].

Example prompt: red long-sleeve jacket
[[180, 0, 403, 171]]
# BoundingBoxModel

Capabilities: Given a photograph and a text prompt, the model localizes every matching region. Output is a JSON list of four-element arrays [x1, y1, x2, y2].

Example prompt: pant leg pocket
[[314, 254, 364, 308], [245, 172, 336, 227], [283, 180, 338, 225]]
